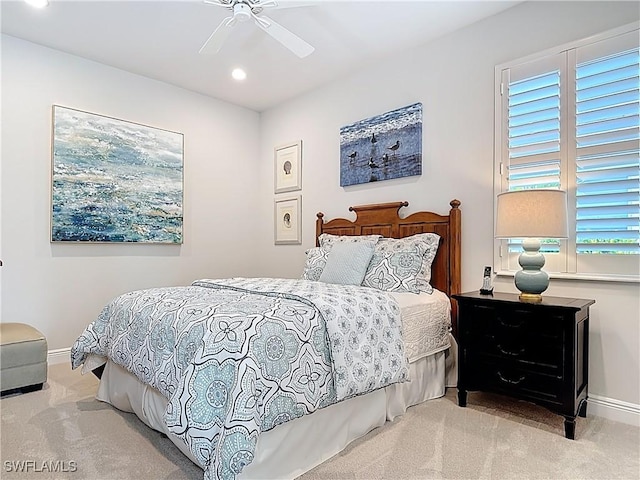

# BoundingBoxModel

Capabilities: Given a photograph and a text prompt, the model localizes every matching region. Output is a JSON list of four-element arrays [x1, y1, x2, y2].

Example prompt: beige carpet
[[1, 363, 638, 480]]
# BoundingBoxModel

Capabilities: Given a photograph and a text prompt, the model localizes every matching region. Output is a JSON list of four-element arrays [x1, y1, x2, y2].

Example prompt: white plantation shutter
[[508, 71, 562, 191], [575, 36, 640, 256], [501, 56, 564, 260], [496, 25, 640, 279], [508, 71, 561, 162]]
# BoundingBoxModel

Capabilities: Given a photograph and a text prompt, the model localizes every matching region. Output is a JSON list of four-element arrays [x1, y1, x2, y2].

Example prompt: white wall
[[0, 35, 261, 352], [257, 1, 640, 423]]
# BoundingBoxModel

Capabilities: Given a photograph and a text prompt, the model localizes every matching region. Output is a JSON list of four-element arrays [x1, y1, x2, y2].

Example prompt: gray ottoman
[[0, 323, 48, 394]]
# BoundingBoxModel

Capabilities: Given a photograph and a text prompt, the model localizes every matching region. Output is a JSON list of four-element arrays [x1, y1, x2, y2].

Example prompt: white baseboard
[[588, 394, 640, 427], [48, 347, 71, 366]]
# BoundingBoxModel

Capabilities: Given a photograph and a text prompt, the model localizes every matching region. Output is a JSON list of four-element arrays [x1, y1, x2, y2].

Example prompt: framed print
[[51, 105, 184, 243], [339, 102, 422, 186], [274, 195, 301, 245], [274, 141, 302, 193]]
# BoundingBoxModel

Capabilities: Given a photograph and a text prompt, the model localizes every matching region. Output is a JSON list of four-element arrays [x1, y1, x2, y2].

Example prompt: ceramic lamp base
[[515, 238, 550, 301]]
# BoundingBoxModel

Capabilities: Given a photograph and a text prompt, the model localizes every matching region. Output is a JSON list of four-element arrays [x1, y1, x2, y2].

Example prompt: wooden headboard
[[316, 200, 461, 329]]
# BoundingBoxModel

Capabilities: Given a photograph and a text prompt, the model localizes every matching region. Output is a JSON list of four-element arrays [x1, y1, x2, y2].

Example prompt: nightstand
[[452, 291, 595, 439]]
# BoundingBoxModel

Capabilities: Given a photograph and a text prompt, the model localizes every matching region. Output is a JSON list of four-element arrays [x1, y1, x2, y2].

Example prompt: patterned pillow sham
[[301, 247, 330, 281], [406, 233, 440, 291], [318, 233, 382, 248], [319, 241, 376, 286], [363, 233, 441, 294], [362, 241, 428, 293]]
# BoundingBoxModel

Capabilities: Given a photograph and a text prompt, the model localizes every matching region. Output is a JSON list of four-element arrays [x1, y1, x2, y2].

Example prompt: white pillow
[[318, 241, 376, 285]]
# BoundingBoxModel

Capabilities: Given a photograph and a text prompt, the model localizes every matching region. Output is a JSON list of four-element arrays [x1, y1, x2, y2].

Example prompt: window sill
[[495, 270, 640, 284]]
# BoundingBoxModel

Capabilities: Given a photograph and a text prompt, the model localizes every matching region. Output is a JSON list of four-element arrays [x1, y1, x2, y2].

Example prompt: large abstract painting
[[51, 106, 184, 243], [340, 103, 422, 187]]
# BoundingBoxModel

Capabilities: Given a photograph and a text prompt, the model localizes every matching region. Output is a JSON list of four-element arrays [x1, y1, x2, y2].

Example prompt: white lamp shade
[[496, 189, 568, 239]]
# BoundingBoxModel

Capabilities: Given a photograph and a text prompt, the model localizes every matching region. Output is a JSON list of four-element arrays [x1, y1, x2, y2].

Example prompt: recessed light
[[231, 68, 247, 81], [24, 0, 49, 8]]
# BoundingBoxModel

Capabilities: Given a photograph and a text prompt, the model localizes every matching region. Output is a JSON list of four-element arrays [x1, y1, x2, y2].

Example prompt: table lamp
[[495, 189, 568, 303]]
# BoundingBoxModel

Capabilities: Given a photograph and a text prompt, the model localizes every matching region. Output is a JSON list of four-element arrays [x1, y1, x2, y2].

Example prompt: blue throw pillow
[[319, 241, 376, 285]]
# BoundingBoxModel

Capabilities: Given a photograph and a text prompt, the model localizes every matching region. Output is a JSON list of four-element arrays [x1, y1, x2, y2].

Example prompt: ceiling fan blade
[[252, 0, 278, 7], [263, 1, 318, 9], [202, 0, 232, 6], [255, 15, 314, 58], [199, 16, 236, 55]]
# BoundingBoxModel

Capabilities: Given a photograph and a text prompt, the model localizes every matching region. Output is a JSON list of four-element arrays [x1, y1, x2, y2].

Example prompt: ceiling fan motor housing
[[233, 2, 252, 22]]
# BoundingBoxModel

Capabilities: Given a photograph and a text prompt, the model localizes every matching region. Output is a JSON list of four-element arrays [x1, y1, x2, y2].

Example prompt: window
[[495, 24, 639, 280]]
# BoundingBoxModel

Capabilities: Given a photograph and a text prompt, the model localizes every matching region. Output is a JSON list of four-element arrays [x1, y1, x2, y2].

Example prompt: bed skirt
[[95, 338, 457, 479]]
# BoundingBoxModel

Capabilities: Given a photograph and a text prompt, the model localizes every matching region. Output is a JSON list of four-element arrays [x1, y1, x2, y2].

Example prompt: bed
[[71, 199, 462, 480]]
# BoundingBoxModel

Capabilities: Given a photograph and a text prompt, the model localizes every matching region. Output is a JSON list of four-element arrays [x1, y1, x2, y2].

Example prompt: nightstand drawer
[[472, 361, 563, 404], [465, 304, 564, 337], [473, 335, 564, 373]]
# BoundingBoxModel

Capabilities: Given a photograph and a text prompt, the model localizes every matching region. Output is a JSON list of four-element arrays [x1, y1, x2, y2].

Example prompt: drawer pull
[[498, 318, 525, 328], [497, 344, 525, 357], [497, 371, 525, 385]]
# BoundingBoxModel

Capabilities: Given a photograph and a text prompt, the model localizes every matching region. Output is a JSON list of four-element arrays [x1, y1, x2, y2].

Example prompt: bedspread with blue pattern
[[71, 278, 408, 480]]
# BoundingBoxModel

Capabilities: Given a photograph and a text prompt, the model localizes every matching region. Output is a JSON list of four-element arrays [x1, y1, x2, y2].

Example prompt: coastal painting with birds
[[339, 103, 422, 186]]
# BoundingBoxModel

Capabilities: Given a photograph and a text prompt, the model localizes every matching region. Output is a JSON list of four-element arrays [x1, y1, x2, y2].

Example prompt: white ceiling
[[1, 0, 521, 111]]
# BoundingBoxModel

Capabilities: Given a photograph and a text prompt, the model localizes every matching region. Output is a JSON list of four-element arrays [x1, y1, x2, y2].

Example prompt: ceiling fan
[[200, 0, 315, 58]]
